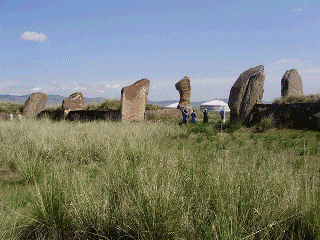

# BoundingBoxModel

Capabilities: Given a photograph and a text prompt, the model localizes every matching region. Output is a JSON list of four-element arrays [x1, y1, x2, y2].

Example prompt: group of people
[[182, 108, 226, 124], [9, 114, 22, 121]]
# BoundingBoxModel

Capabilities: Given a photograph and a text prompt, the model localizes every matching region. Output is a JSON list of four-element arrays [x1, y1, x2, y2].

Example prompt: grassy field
[[0, 112, 319, 239]]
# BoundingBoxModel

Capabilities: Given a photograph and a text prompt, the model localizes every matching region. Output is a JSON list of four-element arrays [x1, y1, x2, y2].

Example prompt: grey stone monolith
[[121, 79, 150, 122], [62, 92, 85, 117], [22, 92, 48, 115], [281, 69, 303, 98], [228, 65, 265, 124]]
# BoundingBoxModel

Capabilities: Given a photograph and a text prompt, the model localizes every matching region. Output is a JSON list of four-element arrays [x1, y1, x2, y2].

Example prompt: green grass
[[0, 102, 24, 113], [0, 117, 319, 239], [273, 93, 320, 104]]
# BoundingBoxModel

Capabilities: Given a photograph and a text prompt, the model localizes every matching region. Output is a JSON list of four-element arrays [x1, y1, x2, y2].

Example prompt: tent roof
[[200, 99, 228, 106], [166, 102, 179, 108]]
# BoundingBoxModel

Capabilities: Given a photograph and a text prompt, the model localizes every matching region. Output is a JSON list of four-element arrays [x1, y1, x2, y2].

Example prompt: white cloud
[[267, 58, 300, 67], [20, 31, 49, 43], [292, 6, 305, 12]]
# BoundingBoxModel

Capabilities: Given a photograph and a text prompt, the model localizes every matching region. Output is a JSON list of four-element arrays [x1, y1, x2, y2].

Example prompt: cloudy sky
[[1, 0, 319, 101]]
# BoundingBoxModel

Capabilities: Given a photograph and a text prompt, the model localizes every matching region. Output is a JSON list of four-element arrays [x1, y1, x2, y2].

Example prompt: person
[[203, 109, 208, 124], [9, 114, 13, 121], [182, 109, 188, 124], [220, 109, 226, 123], [18, 114, 22, 121], [191, 110, 197, 123]]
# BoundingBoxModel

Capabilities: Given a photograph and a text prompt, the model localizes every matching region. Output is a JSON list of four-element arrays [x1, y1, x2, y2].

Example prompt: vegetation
[[145, 103, 164, 110], [0, 112, 319, 239], [273, 94, 320, 104], [43, 104, 62, 112], [85, 99, 163, 111], [0, 102, 23, 113], [86, 98, 121, 111]]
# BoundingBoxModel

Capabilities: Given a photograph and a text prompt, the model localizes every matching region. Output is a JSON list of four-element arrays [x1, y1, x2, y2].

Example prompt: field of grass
[[0, 113, 319, 239], [273, 94, 320, 104]]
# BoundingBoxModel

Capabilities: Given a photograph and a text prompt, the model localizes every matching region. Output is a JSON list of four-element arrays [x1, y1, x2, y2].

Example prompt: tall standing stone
[[121, 79, 150, 122], [281, 69, 303, 98], [228, 65, 265, 124], [62, 92, 85, 117], [22, 92, 47, 115], [175, 76, 191, 107]]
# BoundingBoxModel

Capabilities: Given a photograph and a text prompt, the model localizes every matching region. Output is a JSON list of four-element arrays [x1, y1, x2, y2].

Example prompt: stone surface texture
[[228, 65, 265, 124], [281, 69, 303, 98], [249, 103, 320, 130], [62, 92, 85, 117], [175, 76, 191, 107], [22, 92, 47, 115], [121, 79, 150, 122]]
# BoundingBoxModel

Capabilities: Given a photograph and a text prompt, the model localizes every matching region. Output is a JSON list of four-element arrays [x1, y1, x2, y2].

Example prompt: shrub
[[255, 115, 275, 132], [145, 103, 164, 110], [43, 104, 62, 111], [0, 102, 23, 113], [86, 99, 121, 111], [273, 94, 320, 104]]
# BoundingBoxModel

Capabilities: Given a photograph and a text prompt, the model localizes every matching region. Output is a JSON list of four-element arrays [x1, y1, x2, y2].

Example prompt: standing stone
[[281, 69, 303, 98], [228, 65, 265, 124], [175, 76, 191, 107], [62, 92, 85, 117], [121, 79, 150, 122], [22, 92, 47, 115]]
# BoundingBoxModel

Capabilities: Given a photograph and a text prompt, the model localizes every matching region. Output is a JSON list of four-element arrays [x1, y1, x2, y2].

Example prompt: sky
[[1, 0, 320, 102]]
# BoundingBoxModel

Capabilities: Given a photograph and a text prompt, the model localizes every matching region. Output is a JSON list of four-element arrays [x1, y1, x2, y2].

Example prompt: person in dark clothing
[[191, 110, 197, 123], [182, 110, 188, 124], [203, 109, 208, 124], [220, 109, 226, 123]]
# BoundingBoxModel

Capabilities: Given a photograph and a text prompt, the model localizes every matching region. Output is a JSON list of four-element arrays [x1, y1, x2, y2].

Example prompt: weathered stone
[[248, 103, 320, 130], [66, 110, 121, 122], [175, 76, 191, 107], [228, 65, 265, 124], [37, 110, 64, 121], [62, 92, 85, 117], [281, 69, 303, 98], [22, 92, 47, 115], [121, 79, 150, 122]]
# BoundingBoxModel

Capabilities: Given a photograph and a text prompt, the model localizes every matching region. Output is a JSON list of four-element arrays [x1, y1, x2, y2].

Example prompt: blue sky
[[1, 0, 319, 101]]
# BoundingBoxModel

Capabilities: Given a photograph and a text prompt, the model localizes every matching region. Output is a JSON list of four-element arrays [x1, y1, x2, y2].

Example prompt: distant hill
[[0, 95, 269, 108], [0, 95, 106, 107], [148, 99, 230, 108]]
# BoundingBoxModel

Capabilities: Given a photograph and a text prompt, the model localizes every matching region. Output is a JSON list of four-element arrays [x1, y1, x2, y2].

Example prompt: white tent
[[166, 102, 179, 108], [200, 99, 230, 112]]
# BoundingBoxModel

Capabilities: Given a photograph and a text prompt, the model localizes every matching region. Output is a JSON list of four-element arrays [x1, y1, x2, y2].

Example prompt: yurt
[[166, 102, 179, 108], [200, 99, 230, 112]]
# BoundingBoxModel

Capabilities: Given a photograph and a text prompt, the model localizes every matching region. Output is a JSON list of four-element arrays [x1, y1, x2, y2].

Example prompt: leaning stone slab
[[228, 65, 265, 124], [62, 92, 85, 117], [121, 79, 150, 122], [175, 76, 191, 107], [281, 69, 303, 98], [22, 92, 47, 115]]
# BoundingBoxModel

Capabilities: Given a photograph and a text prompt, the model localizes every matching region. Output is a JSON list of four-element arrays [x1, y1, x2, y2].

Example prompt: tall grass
[[273, 93, 320, 104], [0, 102, 23, 113], [0, 118, 319, 239]]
